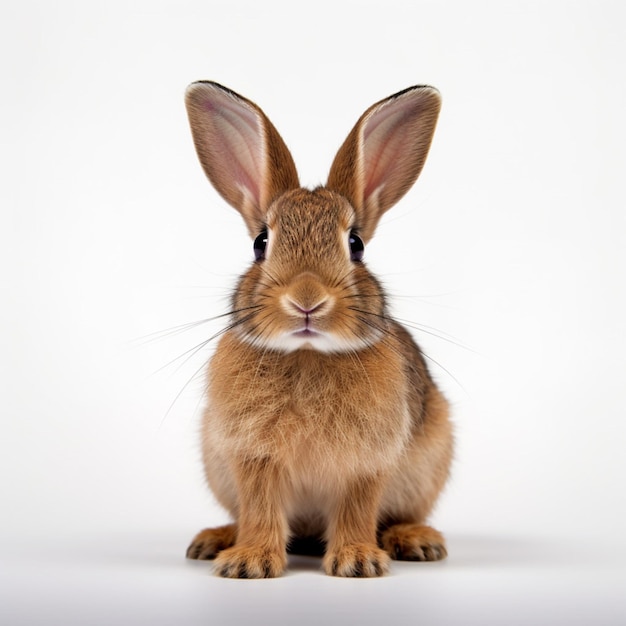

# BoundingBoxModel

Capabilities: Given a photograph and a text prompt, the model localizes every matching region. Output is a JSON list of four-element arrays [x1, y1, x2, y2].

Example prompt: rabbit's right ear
[[185, 82, 300, 237]]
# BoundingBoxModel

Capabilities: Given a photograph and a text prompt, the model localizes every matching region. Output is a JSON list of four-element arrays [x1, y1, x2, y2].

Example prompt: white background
[[2, 1, 625, 624]]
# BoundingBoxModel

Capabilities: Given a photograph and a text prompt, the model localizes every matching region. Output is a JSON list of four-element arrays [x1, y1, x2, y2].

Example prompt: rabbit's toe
[[323, 543, 390, 577], [214, 545, 287, 578], [380, 524, 447, 561], [186, 524, 237, 560]]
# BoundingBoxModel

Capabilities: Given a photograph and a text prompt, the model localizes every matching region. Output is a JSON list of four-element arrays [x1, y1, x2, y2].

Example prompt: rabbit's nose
[[285, 297, 329, 317], [282, 273, 334, 318]]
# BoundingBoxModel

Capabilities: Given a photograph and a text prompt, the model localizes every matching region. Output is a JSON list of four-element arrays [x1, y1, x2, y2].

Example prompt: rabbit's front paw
[[323, 543, 390, 577], [214, 545, 287, 579]]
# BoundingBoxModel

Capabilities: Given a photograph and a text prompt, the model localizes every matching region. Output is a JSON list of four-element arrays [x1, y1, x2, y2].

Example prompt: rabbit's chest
[[207, 336, 412, 472]]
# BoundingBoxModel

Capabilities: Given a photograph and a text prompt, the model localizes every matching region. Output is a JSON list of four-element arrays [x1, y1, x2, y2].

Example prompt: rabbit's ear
[[185, 82, 300, 237], [327, 86, 441, 242]]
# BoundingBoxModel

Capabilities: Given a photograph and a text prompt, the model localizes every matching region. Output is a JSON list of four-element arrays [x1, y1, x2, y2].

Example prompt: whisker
[[253, 280, 278, 291], [391, 316, 478, 354], [241, 310, 276, 349], [158, 310, 263, 426], [131, 305, 262, 347], [130, 318, 214, 346], [330, 267, 357, 290], [353, 313, 468, 395], [419, 350, 468, 395], [339, 274, 379, 293], [347, 306, 475, 354], [259, 265, 283, 288], [159, 355, 212, 428], [152, 311, 260, 376], [340, 293, 385, 300]]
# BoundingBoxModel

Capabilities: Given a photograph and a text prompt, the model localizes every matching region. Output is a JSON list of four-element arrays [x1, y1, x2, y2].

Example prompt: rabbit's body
[[184, 83, 453, 577], [203, 325, 452, 535]]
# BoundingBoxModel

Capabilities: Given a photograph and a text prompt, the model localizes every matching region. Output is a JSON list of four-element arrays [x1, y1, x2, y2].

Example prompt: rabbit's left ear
[[185, 81, 300, 237], [327, 86, 441, 242]]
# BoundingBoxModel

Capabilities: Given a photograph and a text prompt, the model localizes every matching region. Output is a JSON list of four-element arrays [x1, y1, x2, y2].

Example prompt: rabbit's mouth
[[292, 329, 320, 339], [247, 325, 380, 354]]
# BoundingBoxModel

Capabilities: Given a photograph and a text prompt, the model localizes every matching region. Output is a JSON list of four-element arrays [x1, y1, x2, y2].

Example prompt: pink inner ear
[[361, 100, 416, 201], [202, 88, 266, 211]]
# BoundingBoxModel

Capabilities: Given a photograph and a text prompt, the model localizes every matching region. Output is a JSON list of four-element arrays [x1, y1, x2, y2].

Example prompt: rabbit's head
[[185, 82, 440, 354]]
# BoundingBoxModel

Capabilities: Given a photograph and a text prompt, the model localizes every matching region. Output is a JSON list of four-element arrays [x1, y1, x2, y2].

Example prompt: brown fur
[[184, 82, 453, 578]]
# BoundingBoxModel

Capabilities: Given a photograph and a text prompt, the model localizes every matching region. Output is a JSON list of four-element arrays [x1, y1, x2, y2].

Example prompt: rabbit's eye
[[253, 229, 268, 261], [349, 231, 364, 262]]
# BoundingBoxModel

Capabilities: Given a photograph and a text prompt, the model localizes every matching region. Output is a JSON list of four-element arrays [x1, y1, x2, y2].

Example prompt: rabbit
[[183, 81, 453, 578]]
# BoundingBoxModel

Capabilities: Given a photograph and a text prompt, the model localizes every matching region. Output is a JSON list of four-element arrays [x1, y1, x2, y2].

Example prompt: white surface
[[2, 1, 625, 624], [2, 532, 625, 626]]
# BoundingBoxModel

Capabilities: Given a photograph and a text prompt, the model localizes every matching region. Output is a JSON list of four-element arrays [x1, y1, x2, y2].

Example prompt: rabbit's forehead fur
[[265, 187, 355, 273]]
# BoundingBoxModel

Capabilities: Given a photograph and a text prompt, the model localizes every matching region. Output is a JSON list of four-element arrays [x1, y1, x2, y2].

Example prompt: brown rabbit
[[184, 81, 453, 578]]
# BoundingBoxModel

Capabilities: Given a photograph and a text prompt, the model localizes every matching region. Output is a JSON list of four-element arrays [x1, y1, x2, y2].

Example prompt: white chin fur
[[238, 329, 380, 354]]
